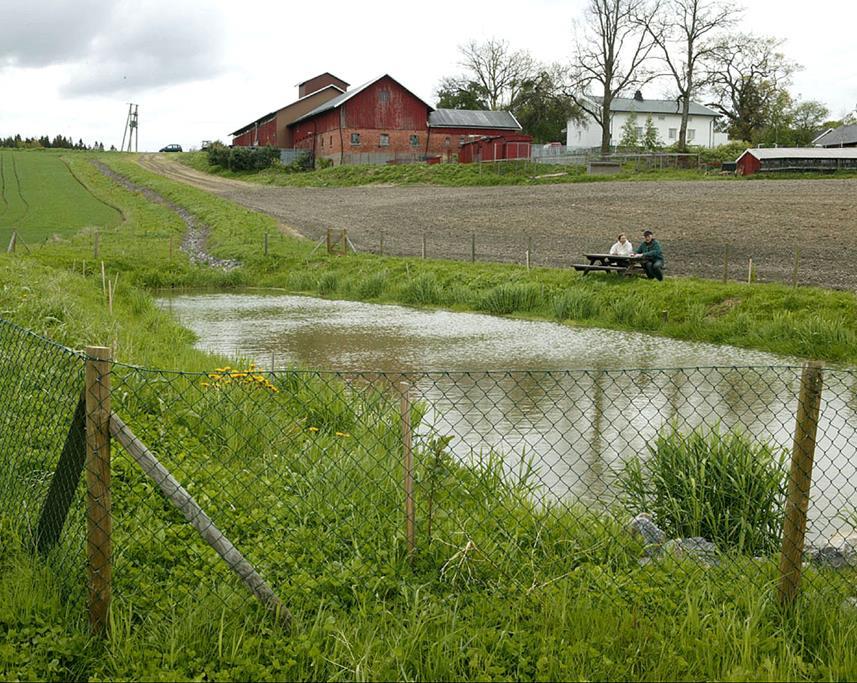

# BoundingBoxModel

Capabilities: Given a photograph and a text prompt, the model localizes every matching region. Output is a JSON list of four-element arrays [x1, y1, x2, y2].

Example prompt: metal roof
[[739, 147, 857, 160], [812, 123, 857, 147], [292, 75, 433, 124], [588, 95, 720, 117], [429, 109, 521, 130], [297, 72, 349, 88], [230, 84, 347, 136]]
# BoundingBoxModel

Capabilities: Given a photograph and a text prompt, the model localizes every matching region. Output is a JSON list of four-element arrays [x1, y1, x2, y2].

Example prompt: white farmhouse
[[566, 91, 728, 150]]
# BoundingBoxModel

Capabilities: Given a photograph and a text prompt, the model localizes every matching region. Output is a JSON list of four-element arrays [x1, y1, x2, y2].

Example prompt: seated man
[[609, 232, 634, 257], [636, 230, 664, 281]]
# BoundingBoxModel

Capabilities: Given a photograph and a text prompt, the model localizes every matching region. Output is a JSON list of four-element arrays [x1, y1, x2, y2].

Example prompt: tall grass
[[476, 283, 542, 315], [620, 424, 788, 555]]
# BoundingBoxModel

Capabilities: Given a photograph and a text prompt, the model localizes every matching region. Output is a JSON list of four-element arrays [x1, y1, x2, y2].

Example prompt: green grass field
[[3, 152, 857, 680], [0, 150, 121, 246]]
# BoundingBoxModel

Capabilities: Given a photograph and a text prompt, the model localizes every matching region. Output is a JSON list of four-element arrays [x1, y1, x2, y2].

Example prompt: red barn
[[291, 75, 432, 163], [457, 134, 532, 164], [233, 72, 529, 165]]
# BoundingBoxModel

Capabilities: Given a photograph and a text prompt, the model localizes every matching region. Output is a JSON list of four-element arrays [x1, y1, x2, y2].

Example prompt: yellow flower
[[201, 382, 210, 388], [308, 426, 319, 432], [335, 432, 351, 438]]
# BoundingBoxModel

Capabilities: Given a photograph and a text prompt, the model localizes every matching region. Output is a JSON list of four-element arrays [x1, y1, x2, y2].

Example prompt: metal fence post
[[400, 382, 415, 562], [85, 346, 112, 634], [778, 361, 824, 607]]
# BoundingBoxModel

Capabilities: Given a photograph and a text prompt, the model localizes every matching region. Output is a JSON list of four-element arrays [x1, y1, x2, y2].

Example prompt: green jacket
[[636, 239, 663, 263]]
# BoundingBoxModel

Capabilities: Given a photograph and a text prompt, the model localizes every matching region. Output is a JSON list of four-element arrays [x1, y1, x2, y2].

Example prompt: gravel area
[[139, 156, 857, 290]]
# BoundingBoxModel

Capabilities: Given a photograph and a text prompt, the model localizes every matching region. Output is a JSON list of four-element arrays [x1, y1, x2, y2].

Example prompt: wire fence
[[2, 317, 856, 630]]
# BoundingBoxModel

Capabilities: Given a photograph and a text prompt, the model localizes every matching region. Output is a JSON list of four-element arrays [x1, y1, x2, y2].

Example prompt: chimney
[[634, 90, 644, 102]]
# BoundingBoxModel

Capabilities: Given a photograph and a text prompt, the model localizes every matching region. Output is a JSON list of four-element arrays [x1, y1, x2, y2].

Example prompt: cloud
[[0, 0, 227, 96]]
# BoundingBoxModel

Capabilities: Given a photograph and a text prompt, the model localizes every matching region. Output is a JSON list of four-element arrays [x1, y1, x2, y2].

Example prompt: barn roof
[[297, 72, 349, 88], [230, 84, 347, 136], [292, 75, 433, 124], [429, 109, 521, 130], [738, 147, 857, 161], [588, 95, 720, 117], [812, 123, 857, 147]]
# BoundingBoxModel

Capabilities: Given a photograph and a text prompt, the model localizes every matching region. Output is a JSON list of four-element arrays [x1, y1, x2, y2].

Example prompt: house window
[[658, 115, 666, 121], [668, 128, 677, 140], [351, 133, 360, 145], [635, 127, 644, 137], [410, 135, 419, 147], [688, 129, 696, 141], [379, 133, 390, 147], [379, 90, 390, 103]]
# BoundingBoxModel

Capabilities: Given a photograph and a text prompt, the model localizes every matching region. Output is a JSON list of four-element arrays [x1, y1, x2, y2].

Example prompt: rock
[[626, 513, 666, 557], [811, 533, 857, 569], [664, 537, 720, 567]]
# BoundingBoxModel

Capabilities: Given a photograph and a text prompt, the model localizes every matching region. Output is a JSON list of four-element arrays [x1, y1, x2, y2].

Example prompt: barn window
[[688, 129, 696, 141], [320, 136, 324, 147], [351, 133, 360, 145], [379, 133, 390, 146], [330, 136, 334, 146], [410, 135, 419, 147], [379, 90, 390, 103], [668, 128, 677, 139], [444, 137, 451, 147]]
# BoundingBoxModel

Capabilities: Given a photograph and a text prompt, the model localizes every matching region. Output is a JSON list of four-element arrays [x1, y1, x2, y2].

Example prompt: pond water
[[157, 291, 857, 540]]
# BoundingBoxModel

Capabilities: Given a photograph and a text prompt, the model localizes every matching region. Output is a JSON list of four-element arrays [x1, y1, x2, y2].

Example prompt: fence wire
[[2, 318, 856, 620]]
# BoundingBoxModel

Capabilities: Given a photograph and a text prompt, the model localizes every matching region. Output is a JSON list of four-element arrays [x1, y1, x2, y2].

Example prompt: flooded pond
[[158, 291, 857, 539]]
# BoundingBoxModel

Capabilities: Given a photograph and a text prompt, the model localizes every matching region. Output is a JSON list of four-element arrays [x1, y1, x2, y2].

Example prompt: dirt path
[[139, 155, 857, 290], [96, 162, 239, 270]]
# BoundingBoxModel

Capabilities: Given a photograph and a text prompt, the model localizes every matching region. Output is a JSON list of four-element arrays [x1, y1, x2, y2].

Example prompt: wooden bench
[[573, 264, 630, 274], [573, 253, 648, 277]]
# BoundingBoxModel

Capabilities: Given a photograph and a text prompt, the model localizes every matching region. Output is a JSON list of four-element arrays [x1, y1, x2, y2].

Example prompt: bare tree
[[642, 0, 740, 151], [458, 39, 537, 110], [703, 34, 800, 141], [570, 0, 658, 155]]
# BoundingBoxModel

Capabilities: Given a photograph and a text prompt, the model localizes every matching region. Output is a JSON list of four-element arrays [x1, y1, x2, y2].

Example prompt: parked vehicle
[[159, 144, 183, 153]]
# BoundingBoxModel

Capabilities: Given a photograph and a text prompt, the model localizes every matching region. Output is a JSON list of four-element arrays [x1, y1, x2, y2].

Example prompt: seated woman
[[609, 233, 634, 257]]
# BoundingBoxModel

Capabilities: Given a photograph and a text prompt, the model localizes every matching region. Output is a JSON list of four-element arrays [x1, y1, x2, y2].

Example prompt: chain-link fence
[[2, 317, 856, 629]]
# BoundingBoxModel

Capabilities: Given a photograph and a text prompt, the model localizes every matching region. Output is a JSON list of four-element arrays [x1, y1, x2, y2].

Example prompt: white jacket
[[609, 240, 634, 256]]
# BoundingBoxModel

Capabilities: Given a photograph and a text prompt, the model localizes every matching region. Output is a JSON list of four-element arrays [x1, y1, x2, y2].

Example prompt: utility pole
[[121, 104, 139, 152]]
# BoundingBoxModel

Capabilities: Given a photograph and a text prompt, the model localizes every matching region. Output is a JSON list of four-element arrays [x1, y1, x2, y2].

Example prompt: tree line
[[435, 0, 856, 152], [0, 134, 112, 150]]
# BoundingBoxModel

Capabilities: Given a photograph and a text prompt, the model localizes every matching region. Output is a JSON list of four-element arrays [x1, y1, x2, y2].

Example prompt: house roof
[[231, 84, 347, 136], [292, 75, 433, 124], [588, 95, 720, 117], [812, 123, 857, 147], [739, 147, 857, 161], [429, 109, 521, 130], [297, 72, 349, 88]]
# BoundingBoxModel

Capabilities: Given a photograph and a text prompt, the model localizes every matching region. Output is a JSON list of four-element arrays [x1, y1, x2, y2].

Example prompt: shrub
[[553, 289, 599, 320], [207, 143, 278, 171], [399, 273, 443, 305], [477, 283, 542, 315], [316, 157, 334, 170], [317, 271, 339, 296], [620, 424, 787, 555]]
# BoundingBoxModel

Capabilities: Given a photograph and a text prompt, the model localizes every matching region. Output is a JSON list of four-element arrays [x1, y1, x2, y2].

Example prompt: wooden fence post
[[326, 228, 332, 255], [792, 248, 799, 288], [341, 229, 348, 256], [722, 246, 729, 283], [85, 346, 112, 634], [471, 233, 476, 263], [747, 258, 753, 284], [264, 230, 269, 257], [6, 230, 16, 254], [421, 234, 426, 260], [379, 231, 384, 256], [399, 382, 415, 562], [778, 361, 824, 608]]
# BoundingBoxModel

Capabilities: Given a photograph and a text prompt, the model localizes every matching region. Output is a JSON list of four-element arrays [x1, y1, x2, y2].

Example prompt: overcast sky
[[1, 0, 855, 152]]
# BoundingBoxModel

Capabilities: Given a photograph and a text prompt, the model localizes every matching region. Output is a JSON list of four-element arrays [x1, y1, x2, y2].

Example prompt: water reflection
[[158, 291, 857, 540]]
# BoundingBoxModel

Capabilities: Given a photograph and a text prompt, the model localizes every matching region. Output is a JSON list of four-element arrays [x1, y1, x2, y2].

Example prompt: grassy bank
[[178, 150, 857, 188], [2, 257, 857, 681], [10, 151, 854, 365]]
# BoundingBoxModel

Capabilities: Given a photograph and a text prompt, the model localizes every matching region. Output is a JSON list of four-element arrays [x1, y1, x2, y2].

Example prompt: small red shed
[[458, 134, 533, 164]]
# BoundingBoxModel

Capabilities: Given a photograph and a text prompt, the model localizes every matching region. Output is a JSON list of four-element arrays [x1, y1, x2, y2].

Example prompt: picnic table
[[573, 253, 648, 276]]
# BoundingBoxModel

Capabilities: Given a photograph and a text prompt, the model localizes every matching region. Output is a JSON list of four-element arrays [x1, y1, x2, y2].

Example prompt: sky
[[1, 0, 855, 152]]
